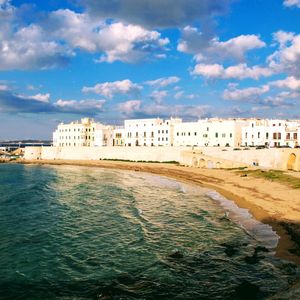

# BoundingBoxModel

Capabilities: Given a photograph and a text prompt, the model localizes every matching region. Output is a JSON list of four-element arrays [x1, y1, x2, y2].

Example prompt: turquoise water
[[0, 164, 298, 299]]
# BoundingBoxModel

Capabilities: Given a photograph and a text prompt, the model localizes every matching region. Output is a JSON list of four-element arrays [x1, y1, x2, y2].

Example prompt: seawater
[[0, 163, 298, 299]]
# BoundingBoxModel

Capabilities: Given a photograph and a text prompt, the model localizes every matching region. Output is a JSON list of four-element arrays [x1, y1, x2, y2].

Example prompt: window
[[162, 137, 164, 141], [252, 123, 254, 128], [222, 133, 226, 138], [245, 133, 248, 138], [166, 137, 168, 141], [266, 132, 269, 139], [194, 132, 197, 136], [207, 127, 209, 131], [258, 132, 260, 138], [294, 133, 298, 140], [166, 130, 168, 134], [230, 133, 232, 138], [158, 137, 160, 141], [136, 132, 138, 137], [177, 132, 179, 136], [215, 133, 218, 138], [144, 132, 146, 138], [278, 133, 281, 139], [151, 131, 154, 138], [158, 130, 160, 134]]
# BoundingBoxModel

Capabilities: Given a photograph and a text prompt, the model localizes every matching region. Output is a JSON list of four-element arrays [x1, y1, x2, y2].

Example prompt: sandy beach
[[15, 159, 300, 266]]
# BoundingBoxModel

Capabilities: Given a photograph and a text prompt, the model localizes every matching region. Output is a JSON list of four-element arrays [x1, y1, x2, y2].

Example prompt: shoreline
[[10, 159, 300, 266]]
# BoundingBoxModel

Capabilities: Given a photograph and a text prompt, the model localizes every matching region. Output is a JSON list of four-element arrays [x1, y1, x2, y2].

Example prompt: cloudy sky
[[1, 0, 300, 139]]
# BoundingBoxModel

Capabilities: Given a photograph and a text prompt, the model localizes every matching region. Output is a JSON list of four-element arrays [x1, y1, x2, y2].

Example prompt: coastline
[[11, 159, 300, 266]]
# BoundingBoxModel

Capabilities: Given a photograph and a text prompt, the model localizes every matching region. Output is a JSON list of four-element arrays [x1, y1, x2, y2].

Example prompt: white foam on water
[[206, 190, 279, 249]]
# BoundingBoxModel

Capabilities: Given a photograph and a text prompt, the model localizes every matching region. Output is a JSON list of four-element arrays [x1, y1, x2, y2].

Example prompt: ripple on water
[[0, 163, 298, 300]]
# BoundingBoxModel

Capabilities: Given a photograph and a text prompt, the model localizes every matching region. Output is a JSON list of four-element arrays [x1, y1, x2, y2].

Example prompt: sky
[[1, 0, 300, 140]]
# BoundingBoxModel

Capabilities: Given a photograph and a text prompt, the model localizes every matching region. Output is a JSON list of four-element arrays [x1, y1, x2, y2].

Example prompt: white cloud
[[30, 93, 51, 103], [82, 79, 142, 98], [268, 31, 300, 75], [0, 84, 9, 91], [192, 63, 273, 80], [118, 100, 142, 116], [283, 0, 300, 8], [95, 22, 169, 63], [145, 76, 180, 88], [270, 76, 300, 90], [150, 90, 168, 104], [223, 85, 269, 101], [174, 91, 184, 100], [55, 99, 106, 113], [118, 100, 210, 119], [49, 10, 169, 64], [178, 27, 265, 61], [0, 4, 169, 70]]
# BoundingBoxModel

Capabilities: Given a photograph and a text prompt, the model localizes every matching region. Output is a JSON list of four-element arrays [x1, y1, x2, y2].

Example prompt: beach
[[16, 159, 300, 266]]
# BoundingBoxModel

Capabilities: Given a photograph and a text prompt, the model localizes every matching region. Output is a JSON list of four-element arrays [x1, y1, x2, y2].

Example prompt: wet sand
[[16, 159, 300, 266]]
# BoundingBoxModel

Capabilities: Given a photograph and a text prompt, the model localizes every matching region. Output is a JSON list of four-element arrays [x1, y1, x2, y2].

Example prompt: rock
[[234, 281, 261, 300], [168, 250, 184, 259], [221, 243, 238, 257], [245, 253, 261, 264]]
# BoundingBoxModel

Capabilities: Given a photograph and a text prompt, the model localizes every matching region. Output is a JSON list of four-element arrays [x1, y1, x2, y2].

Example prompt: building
[[242, 119, 300, 148], [53, 118, 114, 147], [52, 117, 300, 149], [173, 119, 249, 147]]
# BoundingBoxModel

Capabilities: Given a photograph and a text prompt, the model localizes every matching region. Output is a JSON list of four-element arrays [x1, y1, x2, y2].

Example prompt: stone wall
[[25, 146, 186, 162], [24, 146, 300, 171]]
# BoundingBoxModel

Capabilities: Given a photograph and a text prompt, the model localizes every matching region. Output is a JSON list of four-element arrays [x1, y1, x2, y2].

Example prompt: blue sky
[[1, 0, 300, 139]]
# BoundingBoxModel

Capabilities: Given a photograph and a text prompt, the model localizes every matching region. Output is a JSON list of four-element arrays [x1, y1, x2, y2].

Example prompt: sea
[[0, 163, 299, 299]]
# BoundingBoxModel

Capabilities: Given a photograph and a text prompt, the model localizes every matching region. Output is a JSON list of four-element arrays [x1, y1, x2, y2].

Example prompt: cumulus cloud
[[149, 90, 168, 104], [29, 93, 50, 103], [82, 0, 231, 29], [191, 63, 273, 80], [174, 91, 184, 100], [268, 31, 300, 75], [82, 79, 142, 98], [178, 28, 265, 62], [46, 9, 169, 63], [0, 89, 105, 115], [118, 100, 142, 116], [145, 76, 180, 88], [223, 85, 270, 101], [0, 4, 170, 70], [118, 99, 210, 119], [283, 0, 300, 8], [270, 76, 300, 90], [0, 23, 72, 70], [54, 99, 106, 114]]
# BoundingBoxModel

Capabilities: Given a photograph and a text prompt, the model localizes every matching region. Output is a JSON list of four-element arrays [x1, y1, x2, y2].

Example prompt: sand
[[16, 159, 300, 266]]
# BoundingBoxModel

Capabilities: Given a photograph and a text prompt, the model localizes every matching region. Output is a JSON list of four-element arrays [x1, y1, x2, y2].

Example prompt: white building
[[242, 119, 300, 148], [173, 119, 249, 147], [52, 117, 300, 149], [53, 118, 114, 147]]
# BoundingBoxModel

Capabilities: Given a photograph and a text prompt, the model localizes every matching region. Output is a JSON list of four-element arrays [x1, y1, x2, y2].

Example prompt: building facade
[[53, 117, 300, 148]]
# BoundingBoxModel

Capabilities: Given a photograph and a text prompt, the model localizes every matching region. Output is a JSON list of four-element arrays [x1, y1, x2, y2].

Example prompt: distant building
[[53, 118, 114, 147], [242, 119, 300, 147], [52, 117, 300, 148], [173, 119, 249, 147]]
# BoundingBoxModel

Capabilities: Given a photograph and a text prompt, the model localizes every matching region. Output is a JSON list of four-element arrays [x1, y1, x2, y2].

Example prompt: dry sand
[[16, 159, 300, 265]]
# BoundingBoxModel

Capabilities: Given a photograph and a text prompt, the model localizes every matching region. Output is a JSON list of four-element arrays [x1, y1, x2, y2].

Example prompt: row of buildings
[[52, 117, 300, 148]]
